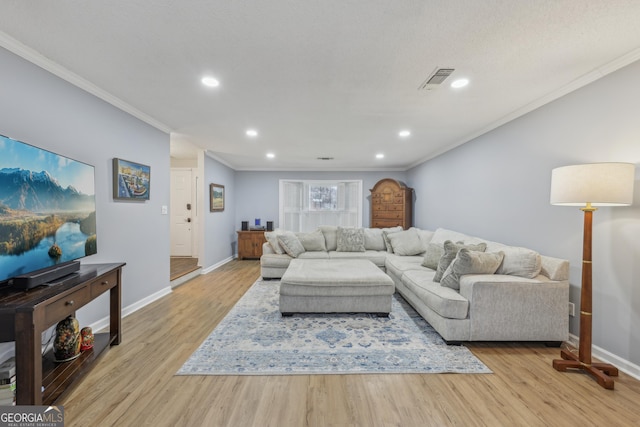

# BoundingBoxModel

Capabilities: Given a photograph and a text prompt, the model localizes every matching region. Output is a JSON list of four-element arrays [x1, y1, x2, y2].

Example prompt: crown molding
[[204, 150, 236, 169], [232, 166, 409, 172], [407, 47, 640, 170], [0, 31, 172, 135]]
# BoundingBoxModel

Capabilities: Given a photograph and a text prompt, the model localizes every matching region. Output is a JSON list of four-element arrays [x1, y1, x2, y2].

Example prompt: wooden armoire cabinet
[[370, 178, 413, 229]]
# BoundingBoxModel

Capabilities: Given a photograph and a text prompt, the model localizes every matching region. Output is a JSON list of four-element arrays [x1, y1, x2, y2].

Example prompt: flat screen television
[[0, 134, 97, 289]]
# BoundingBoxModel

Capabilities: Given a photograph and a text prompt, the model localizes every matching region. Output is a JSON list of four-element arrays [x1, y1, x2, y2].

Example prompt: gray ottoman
[[279, 259, 395, 316]]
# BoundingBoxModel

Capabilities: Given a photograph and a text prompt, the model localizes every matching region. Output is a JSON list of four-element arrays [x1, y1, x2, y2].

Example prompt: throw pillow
[[382, 226, 403, 252], [434, 240, 488, 282], [415, 228, 435, 253], [494, 245, 542, 279], [336, 227, 366, 252], [277, 233, 306, 258], [422, 243, 444, 269], [363, 228, 386, 251], [430, 228, 475, 245], [440, 249, 505, 290], [296, 230, 327, 252], [264, 230, 285, 254], [386, 228, 424, 256], [318, 225, 338, 251]]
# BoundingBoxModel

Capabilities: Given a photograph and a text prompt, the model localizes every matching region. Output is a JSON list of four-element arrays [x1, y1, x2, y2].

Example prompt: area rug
[[176, 279, 491, 375]]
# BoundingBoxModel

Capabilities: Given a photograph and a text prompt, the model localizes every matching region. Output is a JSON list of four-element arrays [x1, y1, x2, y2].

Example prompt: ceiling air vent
[[317, 157, 334, 161], [418, 67, 455, 91]]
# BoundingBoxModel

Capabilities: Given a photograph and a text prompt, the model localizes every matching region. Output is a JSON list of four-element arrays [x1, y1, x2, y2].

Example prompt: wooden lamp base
[[549, 164, 635, 391], [553, 348, 618, 389], [551, 206, 619, 390]]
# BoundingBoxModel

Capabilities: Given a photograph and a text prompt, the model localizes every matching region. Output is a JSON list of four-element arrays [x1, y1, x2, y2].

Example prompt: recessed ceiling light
[[266, 153, 275, 159], [201, 76, 220, 87], [246, 129, 258, 137], [451, 78, 469, 88], [398, 130, 411, 138], [376, 153, 385, 159]]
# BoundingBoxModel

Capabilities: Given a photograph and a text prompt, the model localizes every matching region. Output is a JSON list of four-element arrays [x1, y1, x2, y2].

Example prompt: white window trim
[[279, 179, 363, 232]]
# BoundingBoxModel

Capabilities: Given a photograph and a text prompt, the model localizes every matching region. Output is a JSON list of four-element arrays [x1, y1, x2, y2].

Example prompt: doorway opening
[[170, 164, 201, 287]]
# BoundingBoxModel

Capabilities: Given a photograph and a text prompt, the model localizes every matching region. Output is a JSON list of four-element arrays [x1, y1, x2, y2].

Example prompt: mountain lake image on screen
[[0, 134, 97, 284]]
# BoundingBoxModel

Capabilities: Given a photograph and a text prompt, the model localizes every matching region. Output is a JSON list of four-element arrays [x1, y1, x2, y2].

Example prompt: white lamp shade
[[550, 162, 635, 206]]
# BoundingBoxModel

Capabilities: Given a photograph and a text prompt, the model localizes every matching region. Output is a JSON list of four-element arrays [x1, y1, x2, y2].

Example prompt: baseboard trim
[[566, 333, 640, 381], [201, 256, 235, 274], [86, 286, 173, 333], [0, 285, 173, 363], [0, 259, 237, 364]]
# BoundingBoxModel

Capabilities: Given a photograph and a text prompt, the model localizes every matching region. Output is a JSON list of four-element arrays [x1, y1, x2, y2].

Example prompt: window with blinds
[[279, 180, 363, 232]]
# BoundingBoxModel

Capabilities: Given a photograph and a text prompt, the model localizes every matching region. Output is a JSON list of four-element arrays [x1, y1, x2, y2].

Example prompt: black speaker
[[266, 221, 274, 231], [241, 221, 248, 231]]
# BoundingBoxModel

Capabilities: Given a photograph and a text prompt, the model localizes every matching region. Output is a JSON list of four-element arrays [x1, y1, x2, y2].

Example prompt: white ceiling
[[2, 1, 640, 171]]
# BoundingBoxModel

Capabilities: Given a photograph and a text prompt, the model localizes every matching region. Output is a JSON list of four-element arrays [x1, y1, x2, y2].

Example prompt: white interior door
[[170, 169, 193, 256]]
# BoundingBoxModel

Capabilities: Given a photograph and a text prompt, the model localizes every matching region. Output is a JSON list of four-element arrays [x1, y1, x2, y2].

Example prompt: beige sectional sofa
[[260, 226, 570, 344]]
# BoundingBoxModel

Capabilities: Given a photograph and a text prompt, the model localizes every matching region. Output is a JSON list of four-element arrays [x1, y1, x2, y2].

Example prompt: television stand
[[45, 267, 98, 287], [0, 262, 125, 405]]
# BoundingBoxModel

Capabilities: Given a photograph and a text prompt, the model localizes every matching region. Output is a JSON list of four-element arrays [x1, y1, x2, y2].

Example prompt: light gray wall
[[235, 171, 409, 230], [0, 47, 170, 355], [407, 59, 640, 367], [203, 154, 237, 266]]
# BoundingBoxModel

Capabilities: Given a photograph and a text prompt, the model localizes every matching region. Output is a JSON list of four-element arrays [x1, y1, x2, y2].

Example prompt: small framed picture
[[210, 183, 224, 212], [113, 158, 150, 200]]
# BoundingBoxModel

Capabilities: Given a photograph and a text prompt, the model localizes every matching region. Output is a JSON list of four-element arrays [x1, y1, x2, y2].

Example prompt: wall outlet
[[568, 302, 575, 317]]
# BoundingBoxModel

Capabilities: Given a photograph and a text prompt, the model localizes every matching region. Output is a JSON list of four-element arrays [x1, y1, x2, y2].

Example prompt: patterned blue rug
[[176, 279, 491, 375]]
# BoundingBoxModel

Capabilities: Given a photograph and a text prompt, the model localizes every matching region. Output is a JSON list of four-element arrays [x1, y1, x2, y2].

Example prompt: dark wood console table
[[0, 262, 125, 405]]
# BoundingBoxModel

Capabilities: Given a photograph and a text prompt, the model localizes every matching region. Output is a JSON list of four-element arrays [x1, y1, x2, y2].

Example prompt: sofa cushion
[[430, 228, 474, 245], [440, 249, 505, 290], [486, 241, 542, 279], [415, 228, 435, 253], [498, 246, 541, 279], [298, 251, 330, 259], [540, 255, 570, 281], [264, 230, 286, 254], [363, 228, 387, 251], [430, 227, 487, 245], [336, 227, 366, 252], [386, 228, 424, 256], [318, 225, 338, 251], [434, 240, 488, 282], [260, 253, 293, 269], [382, 226, 403, 252], [422, 243, 444, 269], [261, 241, 276, 255], [384, 254, 425, 278], [277, 233, 306, 258], [329, 250, 387, 268], [401, 269, 469, 319], [296, 230, 327, 252]]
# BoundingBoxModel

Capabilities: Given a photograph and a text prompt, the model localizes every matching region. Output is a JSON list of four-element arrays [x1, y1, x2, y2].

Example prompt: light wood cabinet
[[370, 178, 413, 229], [237, 231, 267, 260]]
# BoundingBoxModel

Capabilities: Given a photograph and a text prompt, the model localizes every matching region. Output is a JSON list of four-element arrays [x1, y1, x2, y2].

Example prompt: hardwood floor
[[61, 260, 640, 426]]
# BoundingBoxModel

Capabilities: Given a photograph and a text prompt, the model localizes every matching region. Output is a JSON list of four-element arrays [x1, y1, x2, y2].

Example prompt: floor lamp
[[550, 162, 635, 390]]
